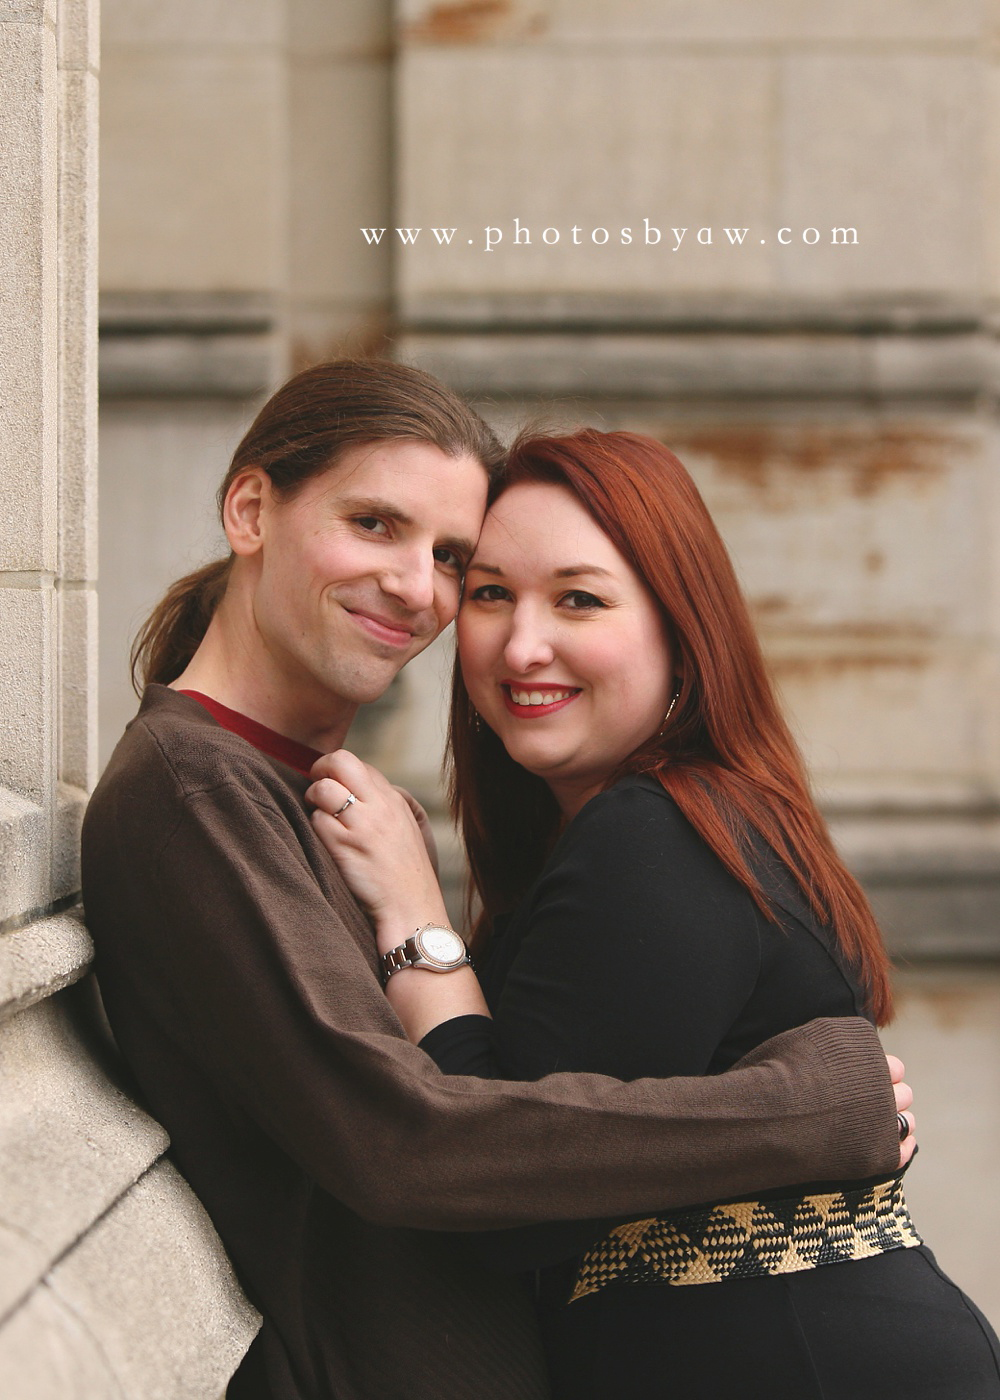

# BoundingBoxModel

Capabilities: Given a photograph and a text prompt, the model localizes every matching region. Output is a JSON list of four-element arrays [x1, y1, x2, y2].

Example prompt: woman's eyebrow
[[466, 561, 504, 576], [553, 565, 614, 580]]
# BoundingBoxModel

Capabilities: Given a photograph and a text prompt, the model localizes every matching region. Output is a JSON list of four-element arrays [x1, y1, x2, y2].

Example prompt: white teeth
[[509, 689, 574, 706]]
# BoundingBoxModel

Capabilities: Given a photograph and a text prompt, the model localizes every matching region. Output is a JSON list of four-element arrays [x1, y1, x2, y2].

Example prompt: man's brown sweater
[[81, 686, 900, 1400]]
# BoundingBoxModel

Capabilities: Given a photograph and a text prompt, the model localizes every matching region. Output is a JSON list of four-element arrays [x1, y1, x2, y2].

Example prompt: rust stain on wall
[[403, 1, 547, 44], [769, 649, 931, 680], [668, 425, 965, 503]]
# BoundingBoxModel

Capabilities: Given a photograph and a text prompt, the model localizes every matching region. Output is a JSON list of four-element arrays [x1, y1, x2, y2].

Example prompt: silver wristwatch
[[380, 924, 472, 983]]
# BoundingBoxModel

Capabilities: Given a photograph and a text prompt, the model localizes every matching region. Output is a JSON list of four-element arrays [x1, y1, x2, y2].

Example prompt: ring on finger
[[897, 1112, 911, 1142], [333, 793, 358, 819]]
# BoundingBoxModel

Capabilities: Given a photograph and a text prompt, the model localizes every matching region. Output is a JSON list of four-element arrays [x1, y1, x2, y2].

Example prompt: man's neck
[[171, 611, 356, 755]]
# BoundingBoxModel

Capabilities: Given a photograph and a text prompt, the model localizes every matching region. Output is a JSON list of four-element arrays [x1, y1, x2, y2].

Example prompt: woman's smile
[[501, 682, 582, 716]]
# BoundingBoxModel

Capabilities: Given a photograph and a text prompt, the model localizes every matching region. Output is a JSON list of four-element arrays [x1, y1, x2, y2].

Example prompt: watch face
[[415, 925, 466, 967]]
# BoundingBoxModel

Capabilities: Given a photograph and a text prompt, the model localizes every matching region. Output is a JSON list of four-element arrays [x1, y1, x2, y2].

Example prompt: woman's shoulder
[[550, 773, 743, 894]]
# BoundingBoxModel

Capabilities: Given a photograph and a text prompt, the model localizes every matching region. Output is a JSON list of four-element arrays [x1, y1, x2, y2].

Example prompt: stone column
[[0, 2, 259, 1391]]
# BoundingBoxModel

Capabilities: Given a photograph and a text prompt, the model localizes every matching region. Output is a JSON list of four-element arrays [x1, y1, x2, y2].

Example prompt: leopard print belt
[[570, 1174, 921, 1302]]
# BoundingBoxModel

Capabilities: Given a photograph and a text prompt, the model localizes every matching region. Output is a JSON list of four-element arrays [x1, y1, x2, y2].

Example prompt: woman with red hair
[[311, 430, 999, 1398]]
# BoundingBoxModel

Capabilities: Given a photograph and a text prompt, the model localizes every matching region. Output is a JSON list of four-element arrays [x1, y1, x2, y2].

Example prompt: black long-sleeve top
[[421, 773, 872, 1272]]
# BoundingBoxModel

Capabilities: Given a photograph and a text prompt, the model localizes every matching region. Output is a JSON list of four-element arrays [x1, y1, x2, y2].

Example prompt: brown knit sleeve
[[85, 732, 900, 1234]]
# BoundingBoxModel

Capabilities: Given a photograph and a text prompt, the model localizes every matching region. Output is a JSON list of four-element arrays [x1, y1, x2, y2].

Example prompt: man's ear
[[224, 469, 270, 556]]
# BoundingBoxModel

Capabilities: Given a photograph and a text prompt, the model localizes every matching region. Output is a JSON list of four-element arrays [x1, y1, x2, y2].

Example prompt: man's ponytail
[[130, 558, 232, 693]]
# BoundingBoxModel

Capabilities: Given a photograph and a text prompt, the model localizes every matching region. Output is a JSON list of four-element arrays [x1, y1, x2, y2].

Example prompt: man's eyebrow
[[339, 496, 414, 526]]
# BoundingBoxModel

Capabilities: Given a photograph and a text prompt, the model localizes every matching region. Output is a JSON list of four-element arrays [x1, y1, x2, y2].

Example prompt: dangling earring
[[472, 709, 483, 734], [659, 684, 681, 735]]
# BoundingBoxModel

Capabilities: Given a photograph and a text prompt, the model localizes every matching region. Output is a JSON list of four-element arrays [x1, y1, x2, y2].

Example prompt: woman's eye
[[561, 590, 606, 610], [354, 516, 389, 535], [469, 584, 511, 603]]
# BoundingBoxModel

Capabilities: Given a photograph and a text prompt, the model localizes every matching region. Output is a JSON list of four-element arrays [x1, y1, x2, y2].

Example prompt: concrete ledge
[[0, 788, 49, 928], [0, 1160, 259, 1400], [396, 329, 998, 401], [99, 331, 279, 399], [99, 291, 282, 398], [0, 986, 168, 1320], [400, 291, 995, 336], [0, 909, 92, 1022]]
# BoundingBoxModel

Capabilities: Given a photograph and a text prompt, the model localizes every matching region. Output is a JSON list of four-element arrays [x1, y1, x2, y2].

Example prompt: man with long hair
[[82, 360, 909, 1400]]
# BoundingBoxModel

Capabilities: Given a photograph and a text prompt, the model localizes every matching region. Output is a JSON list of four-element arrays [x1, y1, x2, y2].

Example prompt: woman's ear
[[223, 469, 269, 557]]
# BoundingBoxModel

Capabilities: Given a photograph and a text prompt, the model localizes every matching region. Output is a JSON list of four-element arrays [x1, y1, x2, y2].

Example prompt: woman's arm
[[307, 750, 495, 1041]]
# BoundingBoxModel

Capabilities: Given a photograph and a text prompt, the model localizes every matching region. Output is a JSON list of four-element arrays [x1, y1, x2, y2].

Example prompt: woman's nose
[[503, 608, 556, 672]]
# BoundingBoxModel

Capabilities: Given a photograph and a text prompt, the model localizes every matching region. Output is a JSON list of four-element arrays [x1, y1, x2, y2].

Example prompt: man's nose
[[382, 547, 437, 614], [503, 606, 556, 672]]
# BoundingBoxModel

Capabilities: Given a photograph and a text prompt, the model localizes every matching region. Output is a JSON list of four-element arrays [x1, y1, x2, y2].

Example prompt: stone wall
[[0, 2, 259, 1393], [78, 0, 1000, 1373]]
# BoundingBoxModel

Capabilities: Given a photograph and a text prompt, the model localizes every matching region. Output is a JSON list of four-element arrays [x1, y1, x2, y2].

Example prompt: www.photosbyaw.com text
[[359, 220, 860, 252]]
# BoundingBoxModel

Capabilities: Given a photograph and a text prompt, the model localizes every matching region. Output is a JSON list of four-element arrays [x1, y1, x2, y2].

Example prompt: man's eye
[[354, 516, 388, 535], [433, 546, 463, 570]]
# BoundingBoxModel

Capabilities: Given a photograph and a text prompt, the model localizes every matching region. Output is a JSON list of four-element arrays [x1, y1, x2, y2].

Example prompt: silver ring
[[897, 1112, 910, 1142], [333, 793, 357, 818]]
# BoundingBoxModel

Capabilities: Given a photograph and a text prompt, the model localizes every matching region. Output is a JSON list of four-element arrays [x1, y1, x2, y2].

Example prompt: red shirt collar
[[179, 691, 324, 778]]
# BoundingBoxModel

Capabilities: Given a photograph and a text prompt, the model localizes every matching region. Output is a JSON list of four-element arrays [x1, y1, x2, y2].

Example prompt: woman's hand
[[307, 751, 449, 951], [391, 785, 440, 878], [307, 750, 490, 1041]]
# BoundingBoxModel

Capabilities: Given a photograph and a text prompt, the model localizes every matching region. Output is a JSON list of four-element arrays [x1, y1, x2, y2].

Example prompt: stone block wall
[[0, 2, 259, 1392]]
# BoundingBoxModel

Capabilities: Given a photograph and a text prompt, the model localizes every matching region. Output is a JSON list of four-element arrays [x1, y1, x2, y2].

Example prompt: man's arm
[[85, 758, 902, 1233]]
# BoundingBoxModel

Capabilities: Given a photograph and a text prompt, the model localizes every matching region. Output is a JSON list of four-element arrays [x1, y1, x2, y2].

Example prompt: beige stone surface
[[0, 1, 54, 22], [539, 0, 989, 43], [779, 54, 984, 295], [101, 0, 282, 46], [889, 965, 1000, 1329], [99, 49, 285, 293], [398, 329, 995, 399], [289, 58, 392, 303], [0, 988, 168, 1317], [985, 55, 1000, 298], [46, 1160, 261, 1399], [291, 0, 391, 55], [59, 586, 98, 792], [58, 68, 99, 584], [97, 398, 251, 763], [0, 585, 54, 804], [0, 22, 58, 574], [0, 1285, 120, 1400], [396, 49, 776, 298], [56, 0, 99, 73], [0, 787, 49, 926], [674, 421, 985, 636], [0, 910, 91, 1021]]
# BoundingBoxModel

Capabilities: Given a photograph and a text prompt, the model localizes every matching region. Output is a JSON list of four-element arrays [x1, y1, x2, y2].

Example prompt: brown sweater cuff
[[790, 1016, 899, 1181]]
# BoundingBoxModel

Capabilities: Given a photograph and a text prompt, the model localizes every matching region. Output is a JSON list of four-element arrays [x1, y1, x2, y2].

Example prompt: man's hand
[[887, 1054, 916, 1168]]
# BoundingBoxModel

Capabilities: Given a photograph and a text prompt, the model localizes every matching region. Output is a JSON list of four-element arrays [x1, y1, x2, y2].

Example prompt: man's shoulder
[[92, 685, 305, 816]]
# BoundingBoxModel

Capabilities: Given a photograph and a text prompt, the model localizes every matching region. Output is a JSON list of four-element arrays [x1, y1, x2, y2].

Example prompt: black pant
[[538, 1247, 1000, 1399]]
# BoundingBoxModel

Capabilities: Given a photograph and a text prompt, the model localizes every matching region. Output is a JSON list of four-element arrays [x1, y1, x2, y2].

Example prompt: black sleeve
[[419, 1015, 502, 1078], [451, 780, 767, 1270]]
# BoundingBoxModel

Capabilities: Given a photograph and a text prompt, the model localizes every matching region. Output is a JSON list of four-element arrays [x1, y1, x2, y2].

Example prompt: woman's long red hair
[[448, 430, 893, 1025]]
